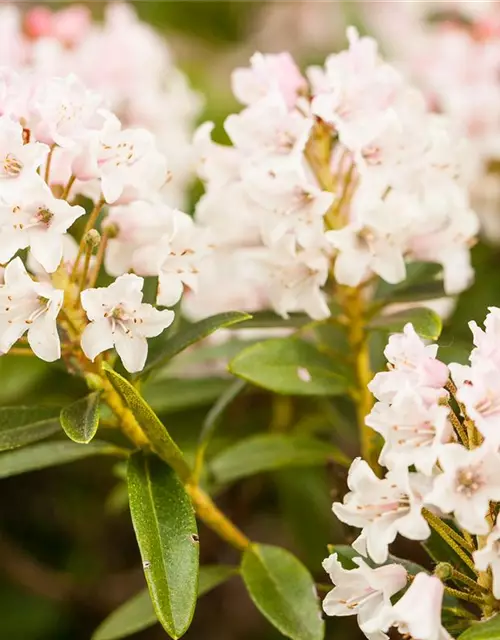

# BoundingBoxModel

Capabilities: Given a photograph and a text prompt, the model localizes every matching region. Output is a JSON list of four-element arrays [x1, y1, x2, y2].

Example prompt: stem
[[44, 144, 56, 184], [342, 286, 378, 470], [448, 407, 469, 447], [423, 509, 477, 573], [449, 568, 489, 594], [61, 175, 76, 201], [77, 245, 93, 298], [71, 196, 106, 280]]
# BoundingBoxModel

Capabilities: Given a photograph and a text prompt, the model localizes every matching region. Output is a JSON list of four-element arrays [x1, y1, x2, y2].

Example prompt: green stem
[[443, 585, 483, 606]]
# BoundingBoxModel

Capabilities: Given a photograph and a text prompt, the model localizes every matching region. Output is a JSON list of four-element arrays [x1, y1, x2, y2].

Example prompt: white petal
[[114, 330, 148, 373], [29, 232, 63, 273], [81, 320, 114, 361], [139, 306, 175, 338], [28, 313, 61, 362], [157, 273, 184, 307]]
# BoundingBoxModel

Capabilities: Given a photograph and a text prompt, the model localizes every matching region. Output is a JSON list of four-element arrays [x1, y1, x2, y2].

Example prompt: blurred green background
[[1, 2, 498, 639]]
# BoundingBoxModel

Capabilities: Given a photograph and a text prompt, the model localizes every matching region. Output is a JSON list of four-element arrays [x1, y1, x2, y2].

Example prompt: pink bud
[[24, 7, 54, 39], [52, 6, 92, 47]]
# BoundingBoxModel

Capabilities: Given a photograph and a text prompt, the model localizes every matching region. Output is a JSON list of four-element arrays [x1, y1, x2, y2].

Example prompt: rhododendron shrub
[[1, 14, 498, 640]]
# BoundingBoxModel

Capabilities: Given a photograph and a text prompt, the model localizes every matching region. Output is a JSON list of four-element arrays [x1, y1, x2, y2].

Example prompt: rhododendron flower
[[332, 458, 431, 563], [0, 257, 63, 361], [0, 116, 49, 196], [0, 185, 85, 272], [366, 388, 452, 474], [322, 553, 407, 640], [383, 573, 451, 640], [80, 274, 174, 373], [426, 443, 500, 534]]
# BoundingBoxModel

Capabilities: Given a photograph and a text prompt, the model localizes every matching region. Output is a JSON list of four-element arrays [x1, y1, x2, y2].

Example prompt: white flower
[[0, 184, 85, 272], [322, 553, 407, 640], [0, 116, 49, 197], [0, 257, 63, 361], [332, 458, 431, 563], [33, 74, 107, 148], [80, 273, 174, 373], [264, 236, 330, 320], [426, 442, 500, 534], [383, 573, 451, 640], [154, 210, 212, 307], [224, 92, 313, 162], [366, 388, 452, 475], [474, 523, 500, 599], [369, 323, 449, 404]]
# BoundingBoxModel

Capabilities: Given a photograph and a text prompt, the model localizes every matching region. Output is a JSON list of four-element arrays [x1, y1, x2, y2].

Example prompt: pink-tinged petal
[[28, 313, 61, 362], [157, 273, 184, 307], [114, 331, 148, 373], [80, 288, 108, 321], [81, 319, 114, 361]]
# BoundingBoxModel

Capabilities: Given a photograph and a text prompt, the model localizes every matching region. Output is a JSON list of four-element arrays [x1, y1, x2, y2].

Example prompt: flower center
[[456, 467, 483, 497], [2, 153, 23, 177]]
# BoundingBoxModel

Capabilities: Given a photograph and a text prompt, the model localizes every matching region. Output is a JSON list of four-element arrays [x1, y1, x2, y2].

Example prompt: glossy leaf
[[241, 544, 324, 640], [139, 311, 251, 379], [367, 307, 442, 340], [229, 338, 351, 396], [0, 406, 61, 451], [458, 614, 500, 639], [92, 565, 237, 640], [198, 378, 246, 448], [103, 365, 190, 481], [60, 392, 101, 444], [127, 452, 199, 639], [210, 433, 349, 485], [0, 440, 122, 479]]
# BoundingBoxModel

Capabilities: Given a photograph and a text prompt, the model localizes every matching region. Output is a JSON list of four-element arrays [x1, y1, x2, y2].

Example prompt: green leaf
[[0, 440, 121, 479], [0, 406, 61, 451], [139, 311, 251, 379], [143, 378, 232, 414], [229, 338, 351, 396], [241, 544, 324, 640], [92, 565, 237, 640], [374, 262, 445, 303], [102, 365, 190, 481], [459, 614, 500, 639], [367, 307, 442, 340], [198, 378, 246, 449], [236, 310, 311, 329], [210, 433, 349, 485], [60, 392, 101, 444], [127, 452, 199, 639]]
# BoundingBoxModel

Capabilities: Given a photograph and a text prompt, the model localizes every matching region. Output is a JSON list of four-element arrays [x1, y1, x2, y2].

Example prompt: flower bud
[[434, 562, 453, 581], [85, 229, 101, 251], [84, 372, 104, 391]]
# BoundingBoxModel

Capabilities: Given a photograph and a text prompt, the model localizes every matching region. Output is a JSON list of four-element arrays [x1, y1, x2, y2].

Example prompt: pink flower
[[232, 52, 307, 109]]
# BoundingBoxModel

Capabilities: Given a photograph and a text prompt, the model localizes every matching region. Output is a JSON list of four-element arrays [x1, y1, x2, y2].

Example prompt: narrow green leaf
[[92, 565, 237, 640], [140, 311, 251, 379], [198, 378, 246, 448], [143, 378, 232, 414], [0, 440, 122, 479], [60, 392, 101, 444], [367, 307, 442, 340], [236, 310, 311, 329], [102, 365, 190, 481], [241, 544, 324, 640], [374, 262, 444, 303], [0, 406, 61, 451], [127, 452, 199, 639], [211, 434, 349, 485], [229, 338, 351, 396], [458, 614, 500, 639]]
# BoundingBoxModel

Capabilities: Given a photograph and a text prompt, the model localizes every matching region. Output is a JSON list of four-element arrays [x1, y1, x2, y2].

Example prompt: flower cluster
[[190, 27, 478, 321], [325, 309, 500, 638], [0, 2, 201, 208], [0, 68, 210, 372], [369, 1, 500, 240]]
